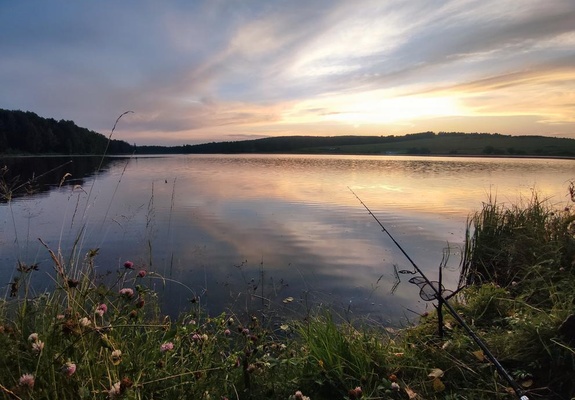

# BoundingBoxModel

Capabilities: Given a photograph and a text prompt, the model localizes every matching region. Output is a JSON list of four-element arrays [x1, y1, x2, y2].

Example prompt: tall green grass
[[460, 193, 575, 292], [456, 191, 575, 398]]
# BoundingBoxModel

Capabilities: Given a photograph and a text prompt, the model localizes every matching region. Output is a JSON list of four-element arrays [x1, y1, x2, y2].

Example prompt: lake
[[1, 154, 573, 326]]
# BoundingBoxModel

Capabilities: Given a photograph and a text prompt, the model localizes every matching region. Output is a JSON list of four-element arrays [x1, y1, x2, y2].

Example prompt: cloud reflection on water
[[2, 155, 573, 325]]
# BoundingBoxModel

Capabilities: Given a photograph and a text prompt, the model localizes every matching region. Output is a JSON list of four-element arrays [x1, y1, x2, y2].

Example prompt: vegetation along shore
[[2, 108, 575, 158]]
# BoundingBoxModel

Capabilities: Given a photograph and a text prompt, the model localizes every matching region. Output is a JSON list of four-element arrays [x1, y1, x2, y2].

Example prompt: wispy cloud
[[1, 0, 574, 144]]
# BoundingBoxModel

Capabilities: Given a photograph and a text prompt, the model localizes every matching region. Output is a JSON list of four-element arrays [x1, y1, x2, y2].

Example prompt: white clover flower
[[119, 288, 134, 298], [160, 342, 174, 352], [19, 373, 35, 389], [291, 390, 311, 400], [108, 381, 121, 398], [32, 340, 44, 354], [62, 361, 77, 377]]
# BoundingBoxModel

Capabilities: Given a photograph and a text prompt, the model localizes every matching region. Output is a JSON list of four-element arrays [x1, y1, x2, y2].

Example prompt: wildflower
[[79, 317, 91, 327], [348, 386, 362, 399], [201, 333, 209, 342], [137, 269, 147, 278], [160, 342, 174, 352], [123, 261, 134, 269], [108, 381, 122, 398], [120, 377, 133, 390], [111, 349, 122, 365], [292, 390, 311, 400], [28, 332, 39, 342], [391, 382, 400, 391], [242, 328, 250, 335], [224, 329, 231, 336], [136, 297, 145, 308], [62, 361, 77, 377], [191, 333, 202, 342], [96, 303, 108, 317], [32, 340, 44, 354], [119, 288, 134, 298], [19, 373, 35, 389]]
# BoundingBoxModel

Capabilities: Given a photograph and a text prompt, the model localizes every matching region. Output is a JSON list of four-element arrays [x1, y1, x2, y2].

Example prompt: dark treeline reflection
[[0, 156, 128, 202]]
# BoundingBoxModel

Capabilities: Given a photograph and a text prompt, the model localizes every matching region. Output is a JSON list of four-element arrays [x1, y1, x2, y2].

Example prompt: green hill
[[316, 132, 575, 157], [138, 131, 575, 157]]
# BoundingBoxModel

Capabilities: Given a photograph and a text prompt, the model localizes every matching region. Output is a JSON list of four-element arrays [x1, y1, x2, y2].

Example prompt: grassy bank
[[2, 190, 575, 399]]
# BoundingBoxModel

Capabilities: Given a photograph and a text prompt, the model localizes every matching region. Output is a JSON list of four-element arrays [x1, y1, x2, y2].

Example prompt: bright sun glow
[[283, 92, 464, 126], [324, 96, 463, 124]]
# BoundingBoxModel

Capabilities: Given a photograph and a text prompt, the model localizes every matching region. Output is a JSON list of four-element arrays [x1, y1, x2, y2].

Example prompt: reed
[[456, 190, 575, 398], [460, 193, 575, 292]]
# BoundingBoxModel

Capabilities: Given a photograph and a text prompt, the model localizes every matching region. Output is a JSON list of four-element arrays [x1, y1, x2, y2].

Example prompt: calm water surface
[[1, 154, 573, 325]]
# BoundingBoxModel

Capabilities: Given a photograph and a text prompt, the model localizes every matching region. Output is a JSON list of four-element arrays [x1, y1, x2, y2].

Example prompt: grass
[[0, 253, 403, 399], [453, 189, 575, 399], [2, 151, 575, 399]]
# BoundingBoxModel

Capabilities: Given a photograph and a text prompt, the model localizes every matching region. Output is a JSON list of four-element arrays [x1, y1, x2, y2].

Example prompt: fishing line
[[348, 187, 529, 400]]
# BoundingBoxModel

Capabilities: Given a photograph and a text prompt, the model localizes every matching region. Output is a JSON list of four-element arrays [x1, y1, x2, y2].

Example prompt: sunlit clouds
[[0, 0, 574, 145]]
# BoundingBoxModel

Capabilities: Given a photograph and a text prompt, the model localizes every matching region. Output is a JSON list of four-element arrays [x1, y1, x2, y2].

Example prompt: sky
[[1, 0, 574, 146]]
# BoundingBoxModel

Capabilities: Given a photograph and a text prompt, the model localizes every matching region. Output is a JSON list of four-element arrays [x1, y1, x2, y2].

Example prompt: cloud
[[0, 0, 574, 144]]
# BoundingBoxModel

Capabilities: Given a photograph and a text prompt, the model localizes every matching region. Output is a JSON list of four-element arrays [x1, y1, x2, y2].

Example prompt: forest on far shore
[[2, 108, 575, 157], [0, 109, 132, 155]]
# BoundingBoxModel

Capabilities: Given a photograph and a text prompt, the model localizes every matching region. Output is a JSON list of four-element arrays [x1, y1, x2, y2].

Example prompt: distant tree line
[[131, 131, 575, 156], [135, 132, 439, 154], [0, 109, 132, 154], [2, 109, 574, 157]]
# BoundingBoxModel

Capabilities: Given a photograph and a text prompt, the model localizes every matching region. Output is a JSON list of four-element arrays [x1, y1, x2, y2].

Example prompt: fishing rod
[[348, 187, 529, 400]]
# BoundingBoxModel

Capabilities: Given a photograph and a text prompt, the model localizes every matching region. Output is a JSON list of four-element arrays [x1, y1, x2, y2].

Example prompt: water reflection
[[1, 155, 573, 325], [0, 156, 127, 202]]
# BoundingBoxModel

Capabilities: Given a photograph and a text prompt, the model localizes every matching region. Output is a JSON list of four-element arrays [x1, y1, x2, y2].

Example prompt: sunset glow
[[1, 0, 574, 145]]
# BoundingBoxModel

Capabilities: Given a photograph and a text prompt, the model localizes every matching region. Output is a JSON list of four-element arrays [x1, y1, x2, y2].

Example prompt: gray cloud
[[1, 0, 574, 144]]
